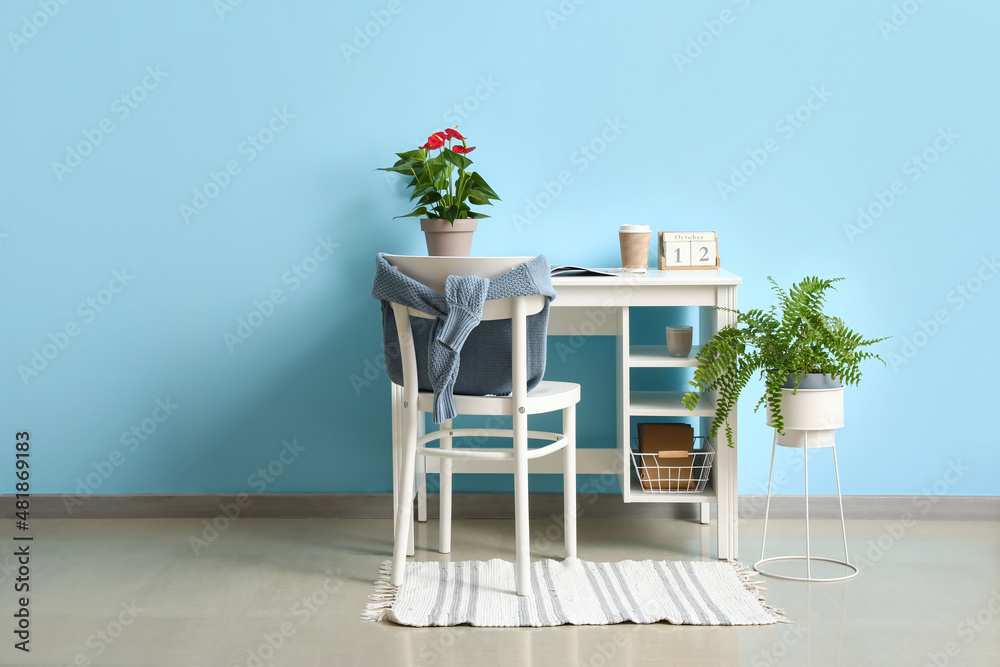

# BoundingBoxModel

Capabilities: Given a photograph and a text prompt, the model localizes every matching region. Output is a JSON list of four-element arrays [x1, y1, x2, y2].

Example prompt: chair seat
[[415, 380, 580, 416]]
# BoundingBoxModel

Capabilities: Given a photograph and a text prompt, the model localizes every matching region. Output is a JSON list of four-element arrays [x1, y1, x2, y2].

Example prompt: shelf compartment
[[629, 391, 716, 417], [626, 474, 716, 503], [628, 345, 702, 368]]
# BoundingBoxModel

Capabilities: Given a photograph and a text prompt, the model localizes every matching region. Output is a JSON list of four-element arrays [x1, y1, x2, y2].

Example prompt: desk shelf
[[628, 345, 702, 368], [627, 474, 716, 504], [629, 391, 716, 417]]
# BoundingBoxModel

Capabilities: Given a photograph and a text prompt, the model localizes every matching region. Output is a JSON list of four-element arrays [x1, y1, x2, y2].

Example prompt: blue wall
[[3, 0, 997, 501]]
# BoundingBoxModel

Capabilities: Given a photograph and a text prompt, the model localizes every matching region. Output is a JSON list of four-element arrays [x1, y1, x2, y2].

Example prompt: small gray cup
[[665, 325, 693, 357]]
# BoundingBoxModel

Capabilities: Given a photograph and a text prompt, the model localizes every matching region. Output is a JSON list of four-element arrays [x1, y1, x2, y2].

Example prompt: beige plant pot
[[420, 218, 477, 257]]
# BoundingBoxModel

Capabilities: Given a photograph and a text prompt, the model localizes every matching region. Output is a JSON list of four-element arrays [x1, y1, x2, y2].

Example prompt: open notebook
[[549, 265, 619, 277]]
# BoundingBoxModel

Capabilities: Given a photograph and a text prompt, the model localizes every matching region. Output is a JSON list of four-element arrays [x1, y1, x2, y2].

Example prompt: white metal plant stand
[[754, 387, 859, 583]]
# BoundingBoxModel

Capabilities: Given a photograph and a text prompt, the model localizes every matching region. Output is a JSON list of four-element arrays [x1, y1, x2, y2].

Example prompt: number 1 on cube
[[663, 241, 690, 267]]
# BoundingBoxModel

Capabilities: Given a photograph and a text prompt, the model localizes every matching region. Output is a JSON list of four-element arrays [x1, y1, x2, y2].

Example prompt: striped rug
[[363, 558, 787, 627]]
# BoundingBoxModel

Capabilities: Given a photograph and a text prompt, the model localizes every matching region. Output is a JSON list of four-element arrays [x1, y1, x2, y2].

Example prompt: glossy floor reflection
[[8, 515, 999, 666]]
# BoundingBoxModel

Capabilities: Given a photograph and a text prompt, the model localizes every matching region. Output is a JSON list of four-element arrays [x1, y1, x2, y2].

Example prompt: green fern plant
[[682, 276, 888, 447]]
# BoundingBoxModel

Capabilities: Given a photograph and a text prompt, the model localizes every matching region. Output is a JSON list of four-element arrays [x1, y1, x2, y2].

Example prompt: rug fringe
[[728, 560, 792, 624], [361, 560, 397, 623]]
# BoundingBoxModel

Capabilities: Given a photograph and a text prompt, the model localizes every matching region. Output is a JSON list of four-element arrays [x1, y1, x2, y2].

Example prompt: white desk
[[392, 268, 741, 560]]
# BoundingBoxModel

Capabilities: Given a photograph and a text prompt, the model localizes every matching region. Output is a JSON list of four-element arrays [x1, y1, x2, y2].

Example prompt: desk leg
[[716, 286, 739, 560], [704, 286, 740, 560]]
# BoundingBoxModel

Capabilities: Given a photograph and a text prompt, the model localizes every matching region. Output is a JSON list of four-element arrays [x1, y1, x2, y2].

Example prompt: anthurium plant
[[379, 128, 500, 223]]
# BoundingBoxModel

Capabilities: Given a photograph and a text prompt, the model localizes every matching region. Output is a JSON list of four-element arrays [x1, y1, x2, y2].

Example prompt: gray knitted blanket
[[371, 254, 556, 423]]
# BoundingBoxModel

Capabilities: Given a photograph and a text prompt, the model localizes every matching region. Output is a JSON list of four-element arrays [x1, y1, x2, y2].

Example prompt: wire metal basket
[[630, 436, 714, 494]]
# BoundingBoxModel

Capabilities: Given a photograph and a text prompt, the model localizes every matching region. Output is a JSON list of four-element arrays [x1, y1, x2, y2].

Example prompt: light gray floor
[[5, 516, 999, 666]]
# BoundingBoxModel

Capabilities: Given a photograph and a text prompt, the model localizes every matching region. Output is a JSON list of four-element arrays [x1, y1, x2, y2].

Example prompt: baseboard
[[3, 493, 998, 521], [737, 495, 1000, 521]]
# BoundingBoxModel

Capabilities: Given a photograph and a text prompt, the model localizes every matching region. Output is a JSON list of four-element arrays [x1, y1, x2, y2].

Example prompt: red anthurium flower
[[421, 133, 446, 150], [451, 145, 476, 154], [445, 127, 465, 141]]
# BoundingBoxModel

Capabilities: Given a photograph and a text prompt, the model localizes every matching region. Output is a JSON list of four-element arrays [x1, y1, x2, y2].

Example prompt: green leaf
[[468, 171, 499, 199], [392, 207, 428, 219], [442, 149, 472, 171], [467, 190, 490, 206]]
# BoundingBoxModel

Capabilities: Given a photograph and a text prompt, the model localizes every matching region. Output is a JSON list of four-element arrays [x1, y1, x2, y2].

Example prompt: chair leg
[[513, 410, 530, 596], [392, 401, 419, 588], [562, 404, 577, 559], [439, 419, 453, 554]]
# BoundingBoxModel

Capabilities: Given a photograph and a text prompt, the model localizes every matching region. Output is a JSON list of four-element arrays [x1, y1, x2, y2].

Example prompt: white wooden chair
[[385, 255, 580, 597]]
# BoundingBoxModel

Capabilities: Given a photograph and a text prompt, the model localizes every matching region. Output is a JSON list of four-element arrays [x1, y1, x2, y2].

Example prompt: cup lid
[[619, 224, 650, 233]]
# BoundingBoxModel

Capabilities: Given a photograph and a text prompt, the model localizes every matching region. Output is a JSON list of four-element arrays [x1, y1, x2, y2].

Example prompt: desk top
[[551, 268, 742, 287]]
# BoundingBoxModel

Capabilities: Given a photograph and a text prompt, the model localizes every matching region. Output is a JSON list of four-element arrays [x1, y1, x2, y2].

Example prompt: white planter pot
[[766, 386, 844, 448]]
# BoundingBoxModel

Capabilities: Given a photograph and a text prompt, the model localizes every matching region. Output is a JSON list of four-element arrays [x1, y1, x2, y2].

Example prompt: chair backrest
[[382, 255, 545, 406], [383, 255, 544, 320]]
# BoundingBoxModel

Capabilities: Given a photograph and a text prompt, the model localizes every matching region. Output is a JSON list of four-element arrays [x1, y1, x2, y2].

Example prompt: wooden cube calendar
[[658, 231, 720, 270]]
